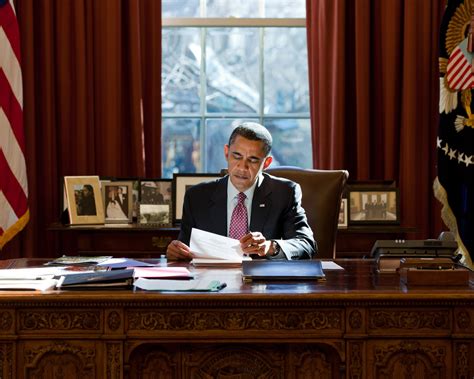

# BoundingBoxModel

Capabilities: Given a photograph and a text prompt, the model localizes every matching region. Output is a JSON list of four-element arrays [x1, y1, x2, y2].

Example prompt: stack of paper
[[190, 228, 250, 266], [0, 267, 62, 291], [0, 279, 58, 291], [133, 267, 193, 279]]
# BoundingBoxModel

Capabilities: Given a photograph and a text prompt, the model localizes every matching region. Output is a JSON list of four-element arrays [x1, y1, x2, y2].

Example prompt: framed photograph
[[338, 198, 348, 229], [348, 186, 400, 225], [172, 173, 221, 223], [109, 177, 140, 220], [102, 181, 133, 223], [64, 176, 104, 225], [139, 179, 172, 226]]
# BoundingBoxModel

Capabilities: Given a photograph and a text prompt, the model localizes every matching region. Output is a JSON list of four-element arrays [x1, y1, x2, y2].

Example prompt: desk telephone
[[370, 237, 459, 272]]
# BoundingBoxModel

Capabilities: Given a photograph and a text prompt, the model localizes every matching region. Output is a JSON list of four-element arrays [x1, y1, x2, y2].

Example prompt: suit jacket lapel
[[250, 174, 272, 232], [209, 176, 228, 236]]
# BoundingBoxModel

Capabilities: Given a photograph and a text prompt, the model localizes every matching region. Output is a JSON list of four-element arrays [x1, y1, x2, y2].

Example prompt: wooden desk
[[0, 258, 473, 378]]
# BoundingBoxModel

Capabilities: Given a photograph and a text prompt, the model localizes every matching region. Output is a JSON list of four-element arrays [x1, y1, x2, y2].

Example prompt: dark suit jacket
[[178, 173, 316, 259]]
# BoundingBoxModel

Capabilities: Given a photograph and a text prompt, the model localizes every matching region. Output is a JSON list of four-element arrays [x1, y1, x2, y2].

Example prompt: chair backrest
[[266, 166, 349, 259]]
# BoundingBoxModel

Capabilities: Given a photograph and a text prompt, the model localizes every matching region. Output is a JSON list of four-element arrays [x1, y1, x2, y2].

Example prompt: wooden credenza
[[0, 258, 473, 378], [49, 223, 415, 259], [49, 223, 180, 257]]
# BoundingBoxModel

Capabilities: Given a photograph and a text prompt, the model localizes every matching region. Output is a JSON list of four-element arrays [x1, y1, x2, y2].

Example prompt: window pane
[[162, 28, 201, 114], [206, 0, 259, 18], [264, 0, 305, 18], [162, 0, 200, 17], [205, 118, 259, 172], [265, 119, 312, 168], [162, 119, 201, 178], [264, 28, 309, 114], [206, 28, 259, 113]]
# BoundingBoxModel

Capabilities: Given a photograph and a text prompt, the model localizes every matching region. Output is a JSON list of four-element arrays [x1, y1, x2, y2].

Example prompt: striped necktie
[[229, 192, 248, 239]]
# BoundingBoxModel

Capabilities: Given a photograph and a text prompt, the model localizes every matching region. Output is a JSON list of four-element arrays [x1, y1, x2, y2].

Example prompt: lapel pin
[[259, 204, 265, 207]]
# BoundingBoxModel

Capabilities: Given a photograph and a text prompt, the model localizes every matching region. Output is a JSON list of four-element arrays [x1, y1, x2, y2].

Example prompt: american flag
[[0, 0, 29, 249]]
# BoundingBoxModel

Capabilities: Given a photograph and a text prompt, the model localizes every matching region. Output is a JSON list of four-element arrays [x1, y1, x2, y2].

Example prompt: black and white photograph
[[138, 204, 171, 226], [139, 179, 172, 226], [140, 180, 172, 205], [102, 182, 133, 223]]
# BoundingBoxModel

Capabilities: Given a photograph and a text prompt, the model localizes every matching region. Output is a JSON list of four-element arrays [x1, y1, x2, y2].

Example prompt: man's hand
[[166, 240, 193, 261], [240, 232, 275, 257]]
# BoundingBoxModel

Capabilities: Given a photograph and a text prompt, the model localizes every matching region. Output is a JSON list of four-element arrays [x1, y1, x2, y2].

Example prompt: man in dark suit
[[166, 122, 316, 260]]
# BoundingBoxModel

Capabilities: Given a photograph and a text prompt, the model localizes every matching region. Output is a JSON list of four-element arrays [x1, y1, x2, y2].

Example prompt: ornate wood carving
[[373, 340, 446, 378], [128, 346, 179, 379], [107, 311, 121, 331], [290, 345, 337, 379], [348, 342, 363, 379], [456, 310, 471, 330], [0, 311, 13, 331], [127, 310, 342, 331], [454, 342, 469, 379], [24, 342, 96, 379], [349, 310, 363, 330], [0, 343, 14, 379], [19, 310, 100, 331], [106, 343, 122, 379], [370, 310, 449, 330], [186, 346, 282, 378]]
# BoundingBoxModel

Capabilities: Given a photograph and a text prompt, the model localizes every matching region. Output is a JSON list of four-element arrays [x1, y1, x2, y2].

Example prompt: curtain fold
[[307, 0, 446, 238], [2, 0, 161, 259]]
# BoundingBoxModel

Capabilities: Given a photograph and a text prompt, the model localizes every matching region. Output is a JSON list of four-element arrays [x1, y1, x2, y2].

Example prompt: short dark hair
[[228, 122, 273, 156], [83, 185, 93, 193]]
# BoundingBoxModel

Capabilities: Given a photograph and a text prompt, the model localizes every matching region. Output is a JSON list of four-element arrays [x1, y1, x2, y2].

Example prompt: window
[[162, 0, 311, 177]]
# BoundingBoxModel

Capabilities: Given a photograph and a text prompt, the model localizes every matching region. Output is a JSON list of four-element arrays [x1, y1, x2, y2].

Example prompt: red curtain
[[2, 0, 161, 259], [307, 0, 446, 238]]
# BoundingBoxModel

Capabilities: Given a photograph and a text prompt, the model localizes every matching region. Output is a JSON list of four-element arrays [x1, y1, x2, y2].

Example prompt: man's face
[[224, 135, 272, 192]]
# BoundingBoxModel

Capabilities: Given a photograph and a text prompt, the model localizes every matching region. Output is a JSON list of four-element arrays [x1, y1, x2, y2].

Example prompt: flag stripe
[[452, 65, 472, 89], [0, 27, 23, 105], [0, 2, 20, 61], [0, 71, 24, 151], [0, 191, 19, 233], [0, 149, 28, 218], [448, 58, 469, 82], [447, 56, 469, 82], [0, 110, 28, 195]]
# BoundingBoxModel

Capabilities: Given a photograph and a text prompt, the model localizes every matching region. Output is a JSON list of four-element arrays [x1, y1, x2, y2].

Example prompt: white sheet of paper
[[321, 261, 344, 270], [190, 228, 243, 260]]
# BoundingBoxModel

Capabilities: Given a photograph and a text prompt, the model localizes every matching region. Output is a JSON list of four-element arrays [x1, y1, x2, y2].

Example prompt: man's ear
[[263, 156, 273, 170], [224, 144, 230, 161]]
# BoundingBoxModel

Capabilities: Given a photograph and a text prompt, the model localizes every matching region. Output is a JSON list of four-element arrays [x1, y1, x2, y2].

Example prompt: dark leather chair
[[266, 166, 349, 259]]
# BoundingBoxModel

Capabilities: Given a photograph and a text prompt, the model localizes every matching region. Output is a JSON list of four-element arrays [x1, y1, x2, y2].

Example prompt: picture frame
[[338, 198, 348, 229], [102, 181, 133, 223], [64, 176, 104, 225], [139, 179, 173, 226], [348, 186, 400, 225], [172, 173, 221, 223]]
